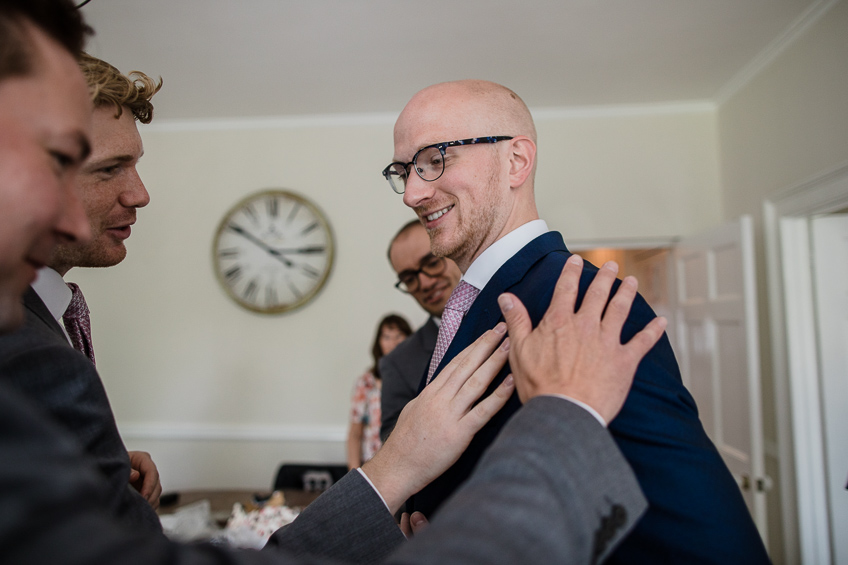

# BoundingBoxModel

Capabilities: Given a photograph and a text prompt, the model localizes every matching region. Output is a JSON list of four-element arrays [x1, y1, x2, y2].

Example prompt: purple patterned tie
[[63, 282, 96, 365], [426, 280, 479, 384]]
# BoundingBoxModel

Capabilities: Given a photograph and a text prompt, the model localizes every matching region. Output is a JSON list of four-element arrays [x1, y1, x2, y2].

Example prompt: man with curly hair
[[0, 51, 165, 533], [50, 52, 162, 274]]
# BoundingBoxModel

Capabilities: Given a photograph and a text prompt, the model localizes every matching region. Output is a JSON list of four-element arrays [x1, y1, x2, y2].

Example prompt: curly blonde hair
[[78, 52, 162, 124]]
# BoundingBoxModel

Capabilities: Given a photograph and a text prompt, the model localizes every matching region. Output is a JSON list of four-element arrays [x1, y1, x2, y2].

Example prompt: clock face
[[213, 190, 334, 313]]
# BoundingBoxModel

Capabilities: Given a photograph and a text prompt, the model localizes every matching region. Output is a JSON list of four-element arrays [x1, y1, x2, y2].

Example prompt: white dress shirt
[[461, 220, 607, 427], [31, 267, 73, 345], [462, 220, 549, 291]]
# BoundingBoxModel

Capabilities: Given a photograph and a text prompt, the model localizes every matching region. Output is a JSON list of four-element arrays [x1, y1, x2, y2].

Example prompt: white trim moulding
[[715, 0, 840, 106]]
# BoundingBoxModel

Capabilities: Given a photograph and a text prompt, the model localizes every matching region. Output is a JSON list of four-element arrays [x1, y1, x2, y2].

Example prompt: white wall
[[717, 2, 848, 562], [68, 105, 721, 491]]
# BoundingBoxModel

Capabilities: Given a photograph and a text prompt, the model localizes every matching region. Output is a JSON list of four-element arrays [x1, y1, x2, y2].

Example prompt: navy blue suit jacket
[[410, 232, 769, 564]]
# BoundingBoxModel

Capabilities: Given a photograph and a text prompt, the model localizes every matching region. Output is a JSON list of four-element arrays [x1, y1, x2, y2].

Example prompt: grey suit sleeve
[[266, 471, 404, 564], [0, 381, 351, 565], [389, 396, 647, 565], [0, 384, 642, 565]]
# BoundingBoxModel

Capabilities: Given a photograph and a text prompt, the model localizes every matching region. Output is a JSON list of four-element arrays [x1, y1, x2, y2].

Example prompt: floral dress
[[350, 371, 382, 462]]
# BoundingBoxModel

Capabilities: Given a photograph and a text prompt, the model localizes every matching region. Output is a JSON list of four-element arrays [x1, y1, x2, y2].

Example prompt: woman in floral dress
[[346, 314, 412, 469]]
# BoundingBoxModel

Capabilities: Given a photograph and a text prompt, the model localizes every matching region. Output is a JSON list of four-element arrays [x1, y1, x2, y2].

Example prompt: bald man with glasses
[[385, 79, 770, 564], [0, 3, 658, 562]]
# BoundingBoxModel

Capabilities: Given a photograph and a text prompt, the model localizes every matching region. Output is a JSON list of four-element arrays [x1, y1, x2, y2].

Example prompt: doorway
[[574, 219, 769, 540], [765, 162, 848, 564]]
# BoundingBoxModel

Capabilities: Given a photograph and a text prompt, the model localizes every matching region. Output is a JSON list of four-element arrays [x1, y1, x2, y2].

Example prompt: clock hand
[[273, 246, 326, 255], [227, 223, 294, 267]]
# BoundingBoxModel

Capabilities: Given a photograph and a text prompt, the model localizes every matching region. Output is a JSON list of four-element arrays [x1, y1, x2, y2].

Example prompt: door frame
[[567, 238, 678, 348], [672, 216, 767, 536], [763, 161, 848, 564]]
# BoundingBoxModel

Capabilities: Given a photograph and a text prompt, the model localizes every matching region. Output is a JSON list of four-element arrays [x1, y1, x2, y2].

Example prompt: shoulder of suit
[[0, 314, 90, 376], [379, 321, 433, 372], [0, 309, 69, 353]]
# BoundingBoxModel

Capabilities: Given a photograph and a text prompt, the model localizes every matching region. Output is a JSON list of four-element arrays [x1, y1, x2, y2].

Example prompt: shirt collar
[[30, 267, 71, 323], [462, 220, 548, 291]]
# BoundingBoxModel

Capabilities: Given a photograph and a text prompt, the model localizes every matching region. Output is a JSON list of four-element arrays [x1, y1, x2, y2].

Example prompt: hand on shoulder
[[498, 254, 667, 424]]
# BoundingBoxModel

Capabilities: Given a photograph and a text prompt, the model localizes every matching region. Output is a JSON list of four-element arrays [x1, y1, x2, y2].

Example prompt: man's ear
[[507, 136, 536, 188]]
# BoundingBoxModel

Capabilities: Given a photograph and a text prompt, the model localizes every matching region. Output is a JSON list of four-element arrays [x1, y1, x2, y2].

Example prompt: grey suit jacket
[[0, 287, 161, 533], [0, 378, 645, 564], [379, 317, 437, 442]]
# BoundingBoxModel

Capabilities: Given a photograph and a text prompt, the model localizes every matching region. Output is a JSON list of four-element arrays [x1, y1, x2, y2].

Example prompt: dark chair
[[273, 463, 348, 492]]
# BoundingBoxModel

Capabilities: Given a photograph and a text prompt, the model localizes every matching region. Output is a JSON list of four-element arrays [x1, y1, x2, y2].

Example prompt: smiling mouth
[[425, 205, 453, 222], [422, 284, 448, 303]]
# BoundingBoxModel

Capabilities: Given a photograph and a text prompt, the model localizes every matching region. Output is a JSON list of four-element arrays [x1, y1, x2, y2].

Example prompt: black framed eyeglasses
[[382, 136, 514, 194], [394, 254, 447, 293]]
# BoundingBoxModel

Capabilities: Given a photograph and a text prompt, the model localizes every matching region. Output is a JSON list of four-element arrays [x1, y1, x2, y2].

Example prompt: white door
[[629, 248, 677, 350], [811, 214, 848, 564], [673, 215, 767, 539]]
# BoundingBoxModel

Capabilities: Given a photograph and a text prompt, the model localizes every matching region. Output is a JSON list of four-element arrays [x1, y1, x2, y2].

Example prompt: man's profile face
[[390, 224, 461, 317], [49, 105, 149, 275], [0, 23, 92, 332], [394, 86, 511, 272]]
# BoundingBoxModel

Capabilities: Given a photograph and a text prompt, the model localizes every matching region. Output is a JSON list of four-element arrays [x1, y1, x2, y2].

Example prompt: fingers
[[400, 513, 412, 538], [624, 316, 667, 359], [452, 336, 510, 409], [399, 512, 430, 538], [437, 322, 507, 394], [141, 469, 159, 498], [498, 292, 531, 345], [549, 254, 585, 317], [465, 374, 514, 430], [580, 261, 619, 321], [410, 511, 429, 534], [148, 480, 163, 510], [602, 275, 638, 331]]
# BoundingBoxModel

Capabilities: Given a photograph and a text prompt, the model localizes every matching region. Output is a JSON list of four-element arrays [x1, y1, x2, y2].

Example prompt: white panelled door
[[811, 214, 848, 565], [673, 215, 767, 539]]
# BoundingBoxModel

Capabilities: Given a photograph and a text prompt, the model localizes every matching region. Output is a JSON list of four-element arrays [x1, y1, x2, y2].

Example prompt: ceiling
[[79, 0, 824, 121]]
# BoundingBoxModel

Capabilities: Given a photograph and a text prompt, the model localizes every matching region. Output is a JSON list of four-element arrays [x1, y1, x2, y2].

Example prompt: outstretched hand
[[362, 323, 514, 514], [497, 255, 667, 424]]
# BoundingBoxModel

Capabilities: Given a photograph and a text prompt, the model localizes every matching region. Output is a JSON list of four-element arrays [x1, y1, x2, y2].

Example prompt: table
[[159, 489, 321, 523]]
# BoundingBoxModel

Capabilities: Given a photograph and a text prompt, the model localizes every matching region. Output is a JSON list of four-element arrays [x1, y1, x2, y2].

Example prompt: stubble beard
[[428, 164, 505, 270], [50, 236, 127, 273]]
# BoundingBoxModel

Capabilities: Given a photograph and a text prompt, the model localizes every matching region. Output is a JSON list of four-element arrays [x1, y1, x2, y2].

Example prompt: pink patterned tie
[[63, 282, 96, 365], [426, 280, 479, 384]]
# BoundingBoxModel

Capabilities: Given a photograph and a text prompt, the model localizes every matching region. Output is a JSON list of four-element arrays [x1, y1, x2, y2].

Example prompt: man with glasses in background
[[383, 79, 770, 563], [380, 219, 461, 441]]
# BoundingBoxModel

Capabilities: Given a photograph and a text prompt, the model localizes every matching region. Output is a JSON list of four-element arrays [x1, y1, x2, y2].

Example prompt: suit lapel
[[23, 286, 66, 339], [433, 232, 568, 379], [421, 317, 438, 354]]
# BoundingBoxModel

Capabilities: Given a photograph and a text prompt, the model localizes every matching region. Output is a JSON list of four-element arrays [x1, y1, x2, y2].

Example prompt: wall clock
[[213, 189, 335, 314]]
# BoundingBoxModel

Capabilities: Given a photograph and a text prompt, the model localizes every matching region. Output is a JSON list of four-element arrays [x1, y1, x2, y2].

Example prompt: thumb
[[498, 292, 531, 345], [410, 511, 429, 534]]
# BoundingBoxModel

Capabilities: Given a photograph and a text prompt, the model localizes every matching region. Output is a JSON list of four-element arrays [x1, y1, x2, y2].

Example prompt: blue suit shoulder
[[419, 232, 769, 563], [503, 237, 769, 563]]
